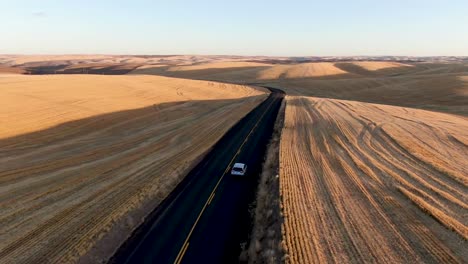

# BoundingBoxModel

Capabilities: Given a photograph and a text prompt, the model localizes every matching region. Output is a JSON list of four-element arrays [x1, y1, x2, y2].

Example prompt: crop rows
[[0, 76, 266, 263], [280, 96, 467, 263]]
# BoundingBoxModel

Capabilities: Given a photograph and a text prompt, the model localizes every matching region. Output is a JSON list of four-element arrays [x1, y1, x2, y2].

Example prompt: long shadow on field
[[129, 63, 468, 116], [0, 95, 265, 263], [0, 95, 264, 159], [334, 62, 417, 76], [130, 65, 271, 82], [131, 62, 427, 82], [271, 74, 468, 116], [24, 63, 141, 75]]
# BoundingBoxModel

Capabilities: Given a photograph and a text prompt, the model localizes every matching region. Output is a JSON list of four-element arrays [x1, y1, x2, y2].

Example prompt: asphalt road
[[110, 88, 284, 264]]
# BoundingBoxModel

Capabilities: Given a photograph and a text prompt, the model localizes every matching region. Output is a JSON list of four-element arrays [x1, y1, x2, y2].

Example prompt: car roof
[[233, 163, 245, 168]]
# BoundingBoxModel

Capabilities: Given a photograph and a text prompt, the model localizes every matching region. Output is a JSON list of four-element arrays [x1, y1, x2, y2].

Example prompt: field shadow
[[334, 62, 417, 77], [126, 63, 468, 115], [132, 62, 425, 82], [130, 65, 270, 82], [0, 66, 26, 74], [0, 94, 266, 263], [9, 60, 467, 116], [27, 63, 142, 75], [275, 74, 468, 116], [0, 95, 265, 158]]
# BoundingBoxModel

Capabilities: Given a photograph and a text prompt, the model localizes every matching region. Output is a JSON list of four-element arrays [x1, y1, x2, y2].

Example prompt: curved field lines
[[280, 96, 467, 263], [0, 75, 267, 263]]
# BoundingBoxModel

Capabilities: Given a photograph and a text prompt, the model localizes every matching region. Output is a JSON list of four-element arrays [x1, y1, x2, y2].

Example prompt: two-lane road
[[110, 88, 284, 264]]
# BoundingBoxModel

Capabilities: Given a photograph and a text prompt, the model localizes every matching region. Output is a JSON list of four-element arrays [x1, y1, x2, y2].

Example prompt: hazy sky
[[1, 0, 467, 56]]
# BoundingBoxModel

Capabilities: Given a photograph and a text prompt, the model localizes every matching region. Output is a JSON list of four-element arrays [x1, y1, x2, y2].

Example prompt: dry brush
[[246, 99, 286, 263]]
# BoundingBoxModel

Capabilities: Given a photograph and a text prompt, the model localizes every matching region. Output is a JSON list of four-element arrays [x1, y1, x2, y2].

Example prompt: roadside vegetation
[[245, 99, 286, 263]]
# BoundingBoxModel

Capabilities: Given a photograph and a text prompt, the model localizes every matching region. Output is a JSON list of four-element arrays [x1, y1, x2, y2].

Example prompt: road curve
[[109, 88, 284, 264]]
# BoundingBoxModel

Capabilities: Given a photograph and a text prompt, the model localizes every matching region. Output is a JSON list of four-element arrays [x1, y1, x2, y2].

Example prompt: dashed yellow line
[[173, 97, 276, 264]]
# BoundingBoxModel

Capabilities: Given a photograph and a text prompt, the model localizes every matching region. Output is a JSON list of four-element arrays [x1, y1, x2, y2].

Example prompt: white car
[[231, 163, 247, 176]]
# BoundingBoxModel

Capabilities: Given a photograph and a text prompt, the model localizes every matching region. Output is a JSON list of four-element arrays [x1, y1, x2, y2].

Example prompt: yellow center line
[[173, 97, 276, 264], [207, 192, 215, 205], [174, 242, 189, 264]]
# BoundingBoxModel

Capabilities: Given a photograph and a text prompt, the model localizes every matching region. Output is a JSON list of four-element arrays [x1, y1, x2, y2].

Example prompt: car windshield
[[233, 167, 243, 171]]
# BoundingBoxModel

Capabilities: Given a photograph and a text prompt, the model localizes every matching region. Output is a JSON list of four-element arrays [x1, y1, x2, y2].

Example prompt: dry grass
[[0, 75, 267, 263], [280, 96, 467, 263], [246, 99, 286, 264]]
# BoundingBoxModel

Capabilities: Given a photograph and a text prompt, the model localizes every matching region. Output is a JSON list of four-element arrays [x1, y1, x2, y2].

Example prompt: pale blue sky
[[0, 0, 467, 56]]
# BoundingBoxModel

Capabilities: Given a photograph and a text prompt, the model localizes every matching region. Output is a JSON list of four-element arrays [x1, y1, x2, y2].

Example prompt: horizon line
[[1, 53, 467, 58]]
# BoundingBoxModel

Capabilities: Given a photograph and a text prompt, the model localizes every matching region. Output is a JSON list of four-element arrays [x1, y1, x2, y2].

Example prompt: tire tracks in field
[[280, 96, 467, 263]]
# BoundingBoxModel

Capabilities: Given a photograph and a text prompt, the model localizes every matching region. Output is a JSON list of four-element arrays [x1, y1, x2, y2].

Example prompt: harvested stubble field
[[280, 96, 467, 263], [0, 74, 267, 263], [157, 60, 468, 263], [267, 71, 468, 116], [130, 60, 468, 263], [132, 61, 468, 115]]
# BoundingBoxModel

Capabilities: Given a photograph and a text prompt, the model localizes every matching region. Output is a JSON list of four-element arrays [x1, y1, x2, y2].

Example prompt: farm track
[[280, 96, 467, 263], [0, 75, 267, 263]]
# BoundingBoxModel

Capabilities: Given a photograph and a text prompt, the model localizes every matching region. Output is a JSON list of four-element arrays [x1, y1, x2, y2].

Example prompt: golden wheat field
[[267, 70, 468, 116], [130, 61, 352, 82], [280, 96, 467, 263], [129, 60, 422, 82], [132, 61, 468, 115], [0, 74, 266, 263], [1, 59, 467, 263]]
